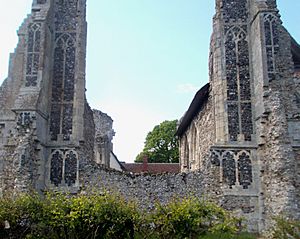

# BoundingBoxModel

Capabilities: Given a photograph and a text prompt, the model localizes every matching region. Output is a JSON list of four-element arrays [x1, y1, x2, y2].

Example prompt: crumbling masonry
[[0, 0, 299, 235], [177, 0, 300, 233], [0, 0, 115, 195]]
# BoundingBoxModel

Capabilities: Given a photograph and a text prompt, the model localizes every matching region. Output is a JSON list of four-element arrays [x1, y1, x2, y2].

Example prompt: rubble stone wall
[[93, 110, 114, 166], [179, 96, 215, 172], [178, 0, 299, 233]]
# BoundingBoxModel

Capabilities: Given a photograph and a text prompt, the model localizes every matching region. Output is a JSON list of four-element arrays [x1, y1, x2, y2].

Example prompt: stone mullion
[[235, 155, 239, 186], [61, 151, 66, 185]]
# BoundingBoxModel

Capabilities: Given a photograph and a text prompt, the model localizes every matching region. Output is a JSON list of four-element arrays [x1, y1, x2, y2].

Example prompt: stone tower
[[0, 0, 116, 195], [177, 0, 300, 232]]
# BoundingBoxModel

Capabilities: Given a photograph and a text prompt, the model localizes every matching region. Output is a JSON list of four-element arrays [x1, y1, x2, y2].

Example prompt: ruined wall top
[[93, 110, 115, 141]]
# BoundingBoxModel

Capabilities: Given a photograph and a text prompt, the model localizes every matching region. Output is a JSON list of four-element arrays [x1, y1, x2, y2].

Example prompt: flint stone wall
[[79, 160, 260, 232], [81, 166, 206, 210], [80, 156, 220, 211]]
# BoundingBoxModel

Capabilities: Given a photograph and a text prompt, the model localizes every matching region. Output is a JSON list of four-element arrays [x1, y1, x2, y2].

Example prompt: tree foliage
[[135, 120, 179, 163]]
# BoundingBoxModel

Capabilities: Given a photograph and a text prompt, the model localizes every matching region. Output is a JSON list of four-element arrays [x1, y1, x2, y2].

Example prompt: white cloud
[[176, 83, 199, 94]]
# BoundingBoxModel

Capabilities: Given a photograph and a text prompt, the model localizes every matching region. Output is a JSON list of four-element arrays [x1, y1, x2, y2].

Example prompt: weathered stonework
[[179, 92, 215, 172], [80, 166, 206, 211], [0, 0, 299, 236], [177, 0, 300, 234], [93, 110, 115, 167], [0, 0, 115, 196]]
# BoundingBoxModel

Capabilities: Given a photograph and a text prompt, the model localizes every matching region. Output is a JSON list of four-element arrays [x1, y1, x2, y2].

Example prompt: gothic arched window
[[191, 124, 198, 162], [65, 150, 77, 186], [222, 151, 236, 188], [264, 13, 279, 81], [25, 23, 41, 87], [50, 34, 76, 141], [50, 149, 78, 187], [238, 151, 253, 189], [50, 150, 63, 186], [225, 26, 253, 142], [182, 135, 190, 170]]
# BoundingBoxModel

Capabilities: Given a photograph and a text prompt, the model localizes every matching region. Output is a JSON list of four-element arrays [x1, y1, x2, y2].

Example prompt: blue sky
[[0, 1, 299, 162]]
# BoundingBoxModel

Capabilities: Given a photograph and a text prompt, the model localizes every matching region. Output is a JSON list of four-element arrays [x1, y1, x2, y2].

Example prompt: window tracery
[[49, 0, 78, 141], [238, 152, 253, 189], [222, 152, 236, 188], [264, 13, 279, 82], [65, 150, 77, 186], [50, 150, 63, 186], [50, 149, 78, 186], [225, 26, 253, 142], [210, 149, 253, 189], [25, 23, 41, 87], [50, 34, 75, 141]]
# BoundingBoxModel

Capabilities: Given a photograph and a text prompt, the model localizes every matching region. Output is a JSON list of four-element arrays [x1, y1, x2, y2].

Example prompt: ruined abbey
[[177, 0, 300, 232], [0, 0, 115, 194], [0, 0, 299, 234]]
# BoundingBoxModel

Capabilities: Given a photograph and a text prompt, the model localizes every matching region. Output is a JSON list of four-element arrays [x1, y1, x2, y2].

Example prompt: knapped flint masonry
[[0, 0, 299, 235], [0, 0, 115, 195], [177, 0, 300, 233]]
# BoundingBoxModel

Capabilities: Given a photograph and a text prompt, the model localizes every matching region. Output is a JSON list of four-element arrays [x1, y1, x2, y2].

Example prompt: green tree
[[135, 120, 179, 163]]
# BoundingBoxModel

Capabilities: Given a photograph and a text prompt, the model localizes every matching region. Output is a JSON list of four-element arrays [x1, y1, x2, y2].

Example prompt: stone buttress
[[249, 0, 300, 231], [177, 0, 299, 233]]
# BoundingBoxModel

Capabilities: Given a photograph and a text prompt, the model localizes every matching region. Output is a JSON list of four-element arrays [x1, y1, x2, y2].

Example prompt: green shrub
[[139, 197, 242, 239], [272, 216, 300, 239], [0, 192, 44, 239], [0, 192, 139, 239], [0, 193, 249, 239]]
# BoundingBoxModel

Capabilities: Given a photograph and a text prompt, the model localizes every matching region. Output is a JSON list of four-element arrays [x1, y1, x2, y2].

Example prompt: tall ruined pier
[[177, 0, 300, 232]]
